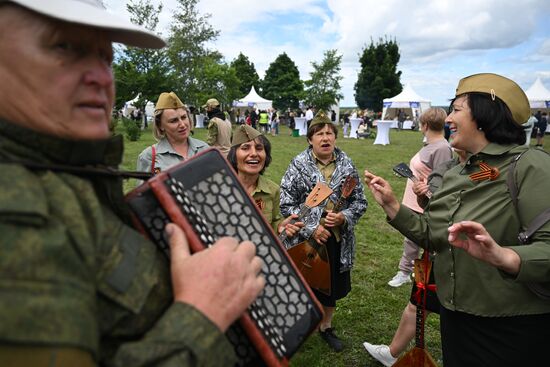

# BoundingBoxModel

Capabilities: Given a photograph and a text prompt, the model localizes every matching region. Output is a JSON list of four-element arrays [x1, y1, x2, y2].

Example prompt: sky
[[106, 0, 550, 107]]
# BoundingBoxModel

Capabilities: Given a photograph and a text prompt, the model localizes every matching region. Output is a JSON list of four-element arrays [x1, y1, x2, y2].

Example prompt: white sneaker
[[363, 342, 397, 367], [387, 271, 411, 287]]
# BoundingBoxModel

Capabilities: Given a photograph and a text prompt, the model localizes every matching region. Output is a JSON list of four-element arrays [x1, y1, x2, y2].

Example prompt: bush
[[121, 117, 141, 141]]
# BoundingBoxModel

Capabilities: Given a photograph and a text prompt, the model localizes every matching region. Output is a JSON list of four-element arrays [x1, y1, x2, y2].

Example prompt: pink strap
[[151, 145, 156, 174]]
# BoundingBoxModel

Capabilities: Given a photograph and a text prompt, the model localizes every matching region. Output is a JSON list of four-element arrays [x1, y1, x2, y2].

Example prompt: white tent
[[381, 84, 431, 121], [122, 94, 154, 119], [525, 77, 550, 109], [233, 86, 272, 110]]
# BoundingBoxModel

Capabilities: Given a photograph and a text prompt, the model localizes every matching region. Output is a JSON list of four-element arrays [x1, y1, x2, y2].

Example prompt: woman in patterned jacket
[[280, 109, 367, 352]]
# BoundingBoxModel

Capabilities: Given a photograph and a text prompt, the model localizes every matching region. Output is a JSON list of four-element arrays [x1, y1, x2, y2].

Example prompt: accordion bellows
[[126, 149, 323, 367]]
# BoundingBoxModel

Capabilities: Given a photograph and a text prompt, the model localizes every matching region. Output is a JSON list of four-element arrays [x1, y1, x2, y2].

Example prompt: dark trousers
[[440, 307, 550, 367]]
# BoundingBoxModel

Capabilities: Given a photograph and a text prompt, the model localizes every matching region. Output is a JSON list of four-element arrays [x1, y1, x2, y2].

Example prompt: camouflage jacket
[[280, 147, 367, 272], [0, 119, 235, 366]]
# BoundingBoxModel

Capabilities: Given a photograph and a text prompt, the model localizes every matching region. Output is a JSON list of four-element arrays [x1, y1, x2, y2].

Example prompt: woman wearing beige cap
[[0, 1, 264, 366], [365, 73, 550, 366], [137, 92, 208, 175], [228, 124, 303, 235]]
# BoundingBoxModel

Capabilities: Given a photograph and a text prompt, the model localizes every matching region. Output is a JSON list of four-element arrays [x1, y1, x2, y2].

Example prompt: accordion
[[125, 149, 323, 367]]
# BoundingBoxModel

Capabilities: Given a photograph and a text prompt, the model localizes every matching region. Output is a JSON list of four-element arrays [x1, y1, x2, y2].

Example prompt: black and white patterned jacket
[[280, 147, 367, 272]]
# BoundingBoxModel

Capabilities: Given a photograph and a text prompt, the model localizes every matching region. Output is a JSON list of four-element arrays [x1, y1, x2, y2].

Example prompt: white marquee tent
[[122, 94, 155, 119], [525, 77, 550, 109], [382, 84, 431, 120], [233, 86, 272, 110]]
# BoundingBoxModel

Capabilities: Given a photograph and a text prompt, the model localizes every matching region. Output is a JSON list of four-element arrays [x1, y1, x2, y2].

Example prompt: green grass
[[118, 121, 548, 367]]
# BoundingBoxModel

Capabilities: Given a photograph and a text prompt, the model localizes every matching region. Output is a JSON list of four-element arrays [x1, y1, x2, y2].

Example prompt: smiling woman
[[227, 124, 302, 235], [365, 73, 550, 367]]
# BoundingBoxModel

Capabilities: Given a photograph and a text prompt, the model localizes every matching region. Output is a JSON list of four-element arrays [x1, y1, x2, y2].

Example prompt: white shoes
[[363, 342, 397, 367], [387, 271, 412, 287]]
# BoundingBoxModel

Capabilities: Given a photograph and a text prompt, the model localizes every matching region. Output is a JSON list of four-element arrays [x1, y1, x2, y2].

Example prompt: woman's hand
[[313, 224, 331, 244], [279, 214, 304, 238], [412, 177, 430, 198], [448, 221, 520, 275], [324, 210, 345, 228], [364, 169, 400, 219]]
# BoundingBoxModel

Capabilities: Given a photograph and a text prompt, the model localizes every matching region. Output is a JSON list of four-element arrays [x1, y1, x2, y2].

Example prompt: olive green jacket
[[0, 119, 235, 366], [390, 143, 550, 317], [251, 175, 282, 232]]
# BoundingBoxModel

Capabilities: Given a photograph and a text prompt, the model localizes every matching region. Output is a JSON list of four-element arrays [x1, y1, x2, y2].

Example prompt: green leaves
[[354, 37, 403, 112], [304, 49, 344, 111]]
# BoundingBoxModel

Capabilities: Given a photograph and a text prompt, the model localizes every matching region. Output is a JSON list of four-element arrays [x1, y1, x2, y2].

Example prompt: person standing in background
[[203, 97, 232, 157], [387, 108, 452, 287]]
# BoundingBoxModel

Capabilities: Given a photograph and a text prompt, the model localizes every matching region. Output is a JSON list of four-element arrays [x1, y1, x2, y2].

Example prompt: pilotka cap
[[232, 124, 262, 146], [455, 73, 530, 125], [202, 98, 220, 109], [309, 109, 332, 129], [154, 92, 185, 116]]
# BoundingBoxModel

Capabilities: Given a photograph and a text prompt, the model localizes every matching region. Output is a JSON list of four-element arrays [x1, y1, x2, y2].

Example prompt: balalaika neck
[[279, 204, 311, 242], [415, 290, 426, 349]]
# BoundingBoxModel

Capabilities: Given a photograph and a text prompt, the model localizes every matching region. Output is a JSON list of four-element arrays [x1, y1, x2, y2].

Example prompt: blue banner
[[383, 102, 392, 108], [409, 102, 420, 108]]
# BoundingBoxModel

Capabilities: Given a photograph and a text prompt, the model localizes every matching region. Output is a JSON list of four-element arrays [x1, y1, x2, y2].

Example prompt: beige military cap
[[154, 92, 185, 116], [232, 125, 262, 146], [455, 73, 530, 125]]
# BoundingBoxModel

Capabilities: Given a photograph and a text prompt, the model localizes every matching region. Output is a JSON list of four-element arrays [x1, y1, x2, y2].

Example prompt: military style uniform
[[390, 143, 550, 366], [137, 136, 209, 174], [206, 117, 232, 156], [251, 175, 282, 232], [0, 119, 236, 366]]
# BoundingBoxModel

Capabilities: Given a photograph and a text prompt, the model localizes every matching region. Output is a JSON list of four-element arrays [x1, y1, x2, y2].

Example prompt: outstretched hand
[[448, 221, 520, 274], [166, 223, 265, 332]]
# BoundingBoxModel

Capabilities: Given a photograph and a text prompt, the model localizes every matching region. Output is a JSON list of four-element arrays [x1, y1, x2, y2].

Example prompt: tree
[[354, 37, 402, 112], [195, 57, 241, 109], [262, 53, 303, 111], [167, 0, 223, 107], [304, 49, 344, 111], [113, 0, 172, 110], [230, 53, 261, 98]]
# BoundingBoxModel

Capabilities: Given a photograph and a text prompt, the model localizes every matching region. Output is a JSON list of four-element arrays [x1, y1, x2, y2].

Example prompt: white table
[[348, 118, 362, 138], [373, 120, 393, 145], [195, 114, 205, 128], [295, 117, 307, 136]]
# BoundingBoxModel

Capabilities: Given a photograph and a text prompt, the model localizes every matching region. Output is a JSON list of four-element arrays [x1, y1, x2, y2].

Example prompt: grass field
[[118, 122, 547, 367]]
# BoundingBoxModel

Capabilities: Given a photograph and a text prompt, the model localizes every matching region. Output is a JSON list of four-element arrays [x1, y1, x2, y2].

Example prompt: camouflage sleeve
[[206, 120, 217, 146], [111, 302, 237, 367]]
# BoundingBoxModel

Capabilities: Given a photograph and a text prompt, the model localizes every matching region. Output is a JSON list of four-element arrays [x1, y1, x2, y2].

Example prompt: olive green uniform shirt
[[206, 117, 232, 156], [0, 119, 236, 366], [251, 175, 282, 232], [389, 143, 550, 316]]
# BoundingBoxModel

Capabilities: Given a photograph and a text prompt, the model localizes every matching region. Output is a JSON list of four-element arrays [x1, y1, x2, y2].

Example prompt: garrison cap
[[455, 73, 530, 125], [232, 124, 262, 146], [154, 92, 184, 116], [202, 98, 220, 109], [309, 109, 332, 128]]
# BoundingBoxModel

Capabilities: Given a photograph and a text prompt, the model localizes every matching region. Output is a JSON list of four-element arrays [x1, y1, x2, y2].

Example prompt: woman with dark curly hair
[[228, 125, 302, 235]]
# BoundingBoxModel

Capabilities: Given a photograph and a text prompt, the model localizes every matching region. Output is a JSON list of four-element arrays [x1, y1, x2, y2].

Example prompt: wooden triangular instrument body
[[288, 177, 357, 296]]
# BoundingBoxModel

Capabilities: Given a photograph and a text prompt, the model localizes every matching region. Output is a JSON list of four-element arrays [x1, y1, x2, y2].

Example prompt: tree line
[[114, 0, 402, 114]]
